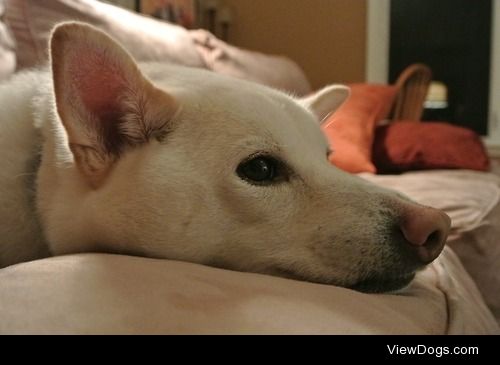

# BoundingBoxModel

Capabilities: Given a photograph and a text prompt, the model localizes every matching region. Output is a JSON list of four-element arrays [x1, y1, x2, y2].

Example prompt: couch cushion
[[4, 0, 205, 69], [0, 248, 497, 334], [360, 170, 500, 325], [189, 29, 311, 96], [4, 0, 312, 95]]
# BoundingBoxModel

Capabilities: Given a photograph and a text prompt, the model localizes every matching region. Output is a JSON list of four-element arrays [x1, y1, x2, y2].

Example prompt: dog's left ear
[[300, 85, 350, 123], [50, 22, 179, 188]]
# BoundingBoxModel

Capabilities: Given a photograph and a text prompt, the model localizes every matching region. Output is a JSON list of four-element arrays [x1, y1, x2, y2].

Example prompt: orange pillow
[[321, 84, 398, 173], [373, 121, 490, 173]]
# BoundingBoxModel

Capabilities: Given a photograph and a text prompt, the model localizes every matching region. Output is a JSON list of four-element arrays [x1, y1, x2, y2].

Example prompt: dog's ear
[[300, 85, 350, 123], [50, 22, 178, 188]]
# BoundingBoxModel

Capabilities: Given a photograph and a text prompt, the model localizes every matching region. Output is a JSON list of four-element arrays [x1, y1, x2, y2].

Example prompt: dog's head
[[38, 23, 450, 293]]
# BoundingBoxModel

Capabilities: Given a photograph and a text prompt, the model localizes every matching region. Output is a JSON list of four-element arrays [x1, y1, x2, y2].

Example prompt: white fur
[[0, 23, 448, 292]]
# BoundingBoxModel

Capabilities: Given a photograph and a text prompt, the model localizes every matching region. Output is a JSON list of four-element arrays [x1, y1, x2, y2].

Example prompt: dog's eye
[[237, 156, 279, 184]]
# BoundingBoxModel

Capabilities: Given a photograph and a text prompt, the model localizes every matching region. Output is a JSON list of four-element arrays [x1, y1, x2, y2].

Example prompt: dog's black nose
[[399, 205, 451, 264]]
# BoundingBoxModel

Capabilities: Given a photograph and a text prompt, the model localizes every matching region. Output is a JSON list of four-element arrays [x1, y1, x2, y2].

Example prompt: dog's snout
[[399, 205, 451, 264]]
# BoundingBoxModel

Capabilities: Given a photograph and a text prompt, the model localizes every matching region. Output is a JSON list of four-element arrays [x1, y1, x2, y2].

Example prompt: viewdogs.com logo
[[387, 344, 479, 358]]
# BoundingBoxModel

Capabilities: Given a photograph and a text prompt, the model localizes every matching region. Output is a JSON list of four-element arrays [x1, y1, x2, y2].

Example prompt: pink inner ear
[[68, 45, 128, 119], [66, 45, 133, 154]]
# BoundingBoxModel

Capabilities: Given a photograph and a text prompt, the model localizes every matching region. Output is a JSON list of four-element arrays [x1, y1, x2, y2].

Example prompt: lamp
[[424, 81, 448, 109]]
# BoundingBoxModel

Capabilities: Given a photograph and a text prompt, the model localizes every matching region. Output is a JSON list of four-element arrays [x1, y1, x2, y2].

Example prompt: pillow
[[0, 250, 498, 334], [321, 84, 398, 173], [189, 29, 311, 96], [373, 121, 490, 173], [4, 0, 205, 69], [4, 0, 312, 95]]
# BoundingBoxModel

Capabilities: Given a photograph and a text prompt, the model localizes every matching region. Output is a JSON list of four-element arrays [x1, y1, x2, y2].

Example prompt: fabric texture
[[322, 83, 398, 173], [373, 121, 490, 173], [360, 170, 500, 325], [189, 29, 311, 96], [0, 248, 497, 334], [3, 0, 311, 94], [4, 0, 206, 69]]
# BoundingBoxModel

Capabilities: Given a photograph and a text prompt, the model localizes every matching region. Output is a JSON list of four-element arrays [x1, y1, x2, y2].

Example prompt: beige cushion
[[4, 0, 205, 69], [0, 247, 497, 334], [189, 29, 311, 96], [360, 170, 500, 325], [3, 0, 311, 94]]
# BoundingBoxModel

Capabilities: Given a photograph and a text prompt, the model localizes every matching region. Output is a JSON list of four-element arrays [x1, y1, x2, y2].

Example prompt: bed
[[0, 0, 498, 334]]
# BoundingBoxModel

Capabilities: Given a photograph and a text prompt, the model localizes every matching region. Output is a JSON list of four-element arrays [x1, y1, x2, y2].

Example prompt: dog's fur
[[0, 23, 448, 292]]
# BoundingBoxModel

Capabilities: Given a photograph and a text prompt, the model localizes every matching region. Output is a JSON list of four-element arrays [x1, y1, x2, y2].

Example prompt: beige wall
[[223, 0, 367, 89]]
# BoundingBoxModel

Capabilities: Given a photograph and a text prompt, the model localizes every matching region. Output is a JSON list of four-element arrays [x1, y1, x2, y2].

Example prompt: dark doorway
[[389, 0, 492, 135]]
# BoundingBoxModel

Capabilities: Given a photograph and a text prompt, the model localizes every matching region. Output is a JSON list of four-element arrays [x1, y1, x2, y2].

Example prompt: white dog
[[0, 23, 450, 292]]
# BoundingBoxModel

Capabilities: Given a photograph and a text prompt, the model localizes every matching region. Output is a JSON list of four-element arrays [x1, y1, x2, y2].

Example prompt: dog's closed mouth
[[264, 266, 415, 294], [349, 272, 416, 293]]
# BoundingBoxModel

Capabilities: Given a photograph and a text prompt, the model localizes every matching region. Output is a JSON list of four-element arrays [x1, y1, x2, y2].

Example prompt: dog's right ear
[[300, 85, 350, 123], [50, 22, 179, 188]]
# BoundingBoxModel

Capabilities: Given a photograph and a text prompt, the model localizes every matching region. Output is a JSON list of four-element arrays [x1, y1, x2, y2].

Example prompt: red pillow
[[322, 84, 398, 173], [373, 121, 490, 173]]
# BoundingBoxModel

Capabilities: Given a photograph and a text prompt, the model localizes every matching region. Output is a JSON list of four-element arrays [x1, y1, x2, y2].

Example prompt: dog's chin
[[265, 266, 416, 294], [348, 272, 416, 293]]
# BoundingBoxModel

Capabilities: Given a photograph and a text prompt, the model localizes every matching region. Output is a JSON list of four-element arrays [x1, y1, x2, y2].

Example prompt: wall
[[222, 0, 367, 89], [366, 0, 390, 83], [107, 0, 135, 10]]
